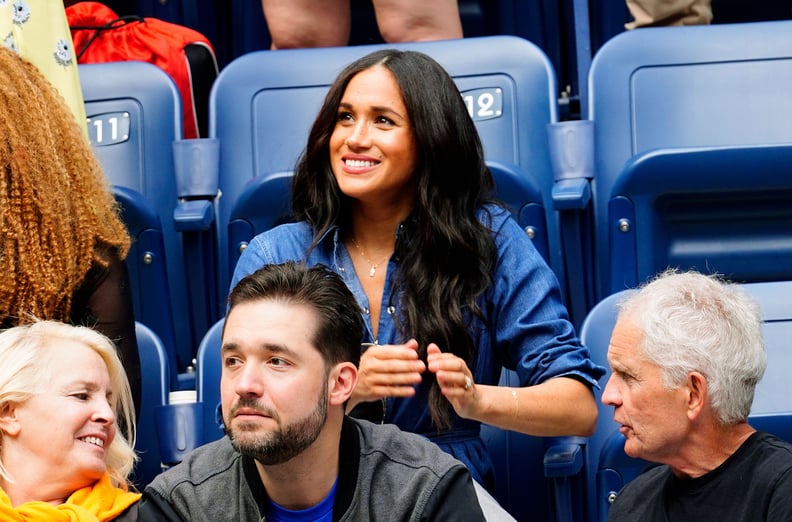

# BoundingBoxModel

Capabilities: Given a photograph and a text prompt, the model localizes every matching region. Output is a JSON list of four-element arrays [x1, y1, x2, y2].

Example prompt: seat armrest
[[544, 437, 585, 477]]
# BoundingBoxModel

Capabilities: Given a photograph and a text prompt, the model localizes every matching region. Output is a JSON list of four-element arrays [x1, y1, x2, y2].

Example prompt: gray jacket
[[138, 417, 485, 521]]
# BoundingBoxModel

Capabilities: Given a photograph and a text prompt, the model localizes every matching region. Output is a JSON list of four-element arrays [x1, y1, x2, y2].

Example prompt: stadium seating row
[[80, 20, 792, 520], [130, 0, 586, 109], [130, 0, 792, 125]]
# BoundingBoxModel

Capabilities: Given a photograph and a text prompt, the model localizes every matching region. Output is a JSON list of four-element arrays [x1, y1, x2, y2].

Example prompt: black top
[[608, 431, 792, 521], [70, 248, 141, 413], [0, 246, 141, 414]]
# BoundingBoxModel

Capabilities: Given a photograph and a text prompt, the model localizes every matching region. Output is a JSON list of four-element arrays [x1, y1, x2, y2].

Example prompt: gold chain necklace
[[350, 236, 392, 278]]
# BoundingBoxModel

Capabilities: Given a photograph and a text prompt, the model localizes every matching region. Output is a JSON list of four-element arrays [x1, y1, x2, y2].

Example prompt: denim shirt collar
[[315, 223, 404, 345]]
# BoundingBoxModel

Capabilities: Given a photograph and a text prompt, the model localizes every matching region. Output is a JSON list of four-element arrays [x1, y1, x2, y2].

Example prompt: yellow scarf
[[0, 473, 141, 521]]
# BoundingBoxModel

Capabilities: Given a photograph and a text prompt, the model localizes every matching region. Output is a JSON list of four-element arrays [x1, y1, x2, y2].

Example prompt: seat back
[[588, 21, 792, 300], [131, 322, 170, 488], [741, 281, 792, 417], [80, 60, 194, 373], [112, 186, 178, 387], [480, 370, 581, 521], [579, 280, 792, 521], [196, 318, 226, 445], [578, 290, 651, 522], [210, 35, 565, 307]]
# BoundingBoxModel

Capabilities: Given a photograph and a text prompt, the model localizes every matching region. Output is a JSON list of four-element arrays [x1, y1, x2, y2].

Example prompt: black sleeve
[[769, 467, 792, 521], [136, 489, 186, 522], [421, 467, 486, 521], [71, 249, 142, 416]]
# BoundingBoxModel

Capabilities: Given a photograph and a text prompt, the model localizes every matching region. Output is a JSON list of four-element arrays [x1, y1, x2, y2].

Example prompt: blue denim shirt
[[231, 205, 605, 486]]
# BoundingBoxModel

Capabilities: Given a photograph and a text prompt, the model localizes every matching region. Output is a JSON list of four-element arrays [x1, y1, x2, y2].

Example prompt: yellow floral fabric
[[0, 0, 87, 135]]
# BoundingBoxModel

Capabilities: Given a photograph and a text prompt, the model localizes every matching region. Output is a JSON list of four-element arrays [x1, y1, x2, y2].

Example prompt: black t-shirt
[[608, 431, 792, 521]]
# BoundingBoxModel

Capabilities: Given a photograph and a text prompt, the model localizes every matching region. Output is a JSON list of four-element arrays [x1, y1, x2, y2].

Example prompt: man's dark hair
[[227, 261, 363, 367]]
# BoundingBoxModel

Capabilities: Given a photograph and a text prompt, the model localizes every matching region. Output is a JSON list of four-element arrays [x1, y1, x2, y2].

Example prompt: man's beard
[[225, 374, 329, 465]]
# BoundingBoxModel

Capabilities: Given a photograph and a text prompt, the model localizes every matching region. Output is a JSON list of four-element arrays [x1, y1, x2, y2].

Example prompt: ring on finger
[[464, 376, 472, 390]]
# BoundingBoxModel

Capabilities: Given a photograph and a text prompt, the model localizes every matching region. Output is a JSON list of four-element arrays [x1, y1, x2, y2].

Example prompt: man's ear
[[0, 402, 21, 437], [328, 362, 358, 407], [685, 371, 708, 421]]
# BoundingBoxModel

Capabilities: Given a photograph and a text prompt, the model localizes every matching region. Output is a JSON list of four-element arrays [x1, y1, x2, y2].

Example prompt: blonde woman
[[0, 320, 140, 520]]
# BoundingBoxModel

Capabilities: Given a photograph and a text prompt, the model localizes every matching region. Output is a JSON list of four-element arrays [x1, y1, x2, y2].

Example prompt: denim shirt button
[[361, 307, 370, 315], [339, 266, 345, 272], [386, 305, 395, 315]]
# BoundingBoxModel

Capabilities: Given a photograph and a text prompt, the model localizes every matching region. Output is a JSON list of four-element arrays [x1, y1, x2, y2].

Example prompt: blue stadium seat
[[481, 370, 588, 521], [741, 281, 792, 419], [131, 322, 170, 488], [112, 186, 178, 388], [225, 161, 551, 271], [209, 35, 590, 321], [579, 279, 792, 522], [576, 2, 792, 125], [80, 60, 200, 378], [196, 318, 226, 446], [577, 290, 652, 522], [587, 21, 792, 301]]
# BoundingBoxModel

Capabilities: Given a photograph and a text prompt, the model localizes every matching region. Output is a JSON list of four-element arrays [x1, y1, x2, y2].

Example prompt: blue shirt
[[265, 477, 337, 522], [231, 205, 605, 486]]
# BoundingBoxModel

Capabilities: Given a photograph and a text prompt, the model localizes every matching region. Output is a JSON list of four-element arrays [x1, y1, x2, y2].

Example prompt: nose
[[93, 397, 115, 424], [601, 373, 620, 407], [345, 119, 371, 149], [234, 363, 264, 398]]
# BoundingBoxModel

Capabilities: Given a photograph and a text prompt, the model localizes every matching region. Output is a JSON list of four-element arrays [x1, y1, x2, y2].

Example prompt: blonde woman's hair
[[0, 46, 130, 324], [0, 320, 137, 488]]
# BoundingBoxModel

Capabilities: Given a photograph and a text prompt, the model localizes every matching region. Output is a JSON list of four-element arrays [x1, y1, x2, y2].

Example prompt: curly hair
[[0, 47, 130, 325], [292, 49, 499, 429]]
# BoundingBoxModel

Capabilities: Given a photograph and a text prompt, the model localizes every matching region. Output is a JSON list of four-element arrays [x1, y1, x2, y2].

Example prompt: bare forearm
[[465, 377, 597, 436]]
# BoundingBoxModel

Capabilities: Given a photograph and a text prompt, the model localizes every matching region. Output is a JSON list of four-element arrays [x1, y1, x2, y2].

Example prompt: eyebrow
[[608, 356, 638, 377], [222, 341, 301, 360], [606, 354, 626, 372], [60, 380, 103, 392], [338, 101, 406, 120]]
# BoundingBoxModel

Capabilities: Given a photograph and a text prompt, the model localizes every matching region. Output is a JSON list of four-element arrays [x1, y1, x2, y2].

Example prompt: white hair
[[618, 270, 766, 425]]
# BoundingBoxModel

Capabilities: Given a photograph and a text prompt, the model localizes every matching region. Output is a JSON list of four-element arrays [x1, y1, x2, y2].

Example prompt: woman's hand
[[347, 339, 425, 411], [427, 342, 479, 419]]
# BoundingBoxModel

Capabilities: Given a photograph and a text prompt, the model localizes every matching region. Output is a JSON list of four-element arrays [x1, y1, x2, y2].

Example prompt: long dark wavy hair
[[292, 49, 500, 429]]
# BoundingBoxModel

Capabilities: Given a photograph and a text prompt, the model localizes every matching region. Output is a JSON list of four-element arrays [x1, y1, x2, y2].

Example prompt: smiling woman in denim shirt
[[230, 48, 605, 489]]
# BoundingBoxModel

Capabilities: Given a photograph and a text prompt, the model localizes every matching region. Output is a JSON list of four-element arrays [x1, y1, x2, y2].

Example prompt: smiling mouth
[[79, 436, 105, 448], [344, 159, 378, 168]]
